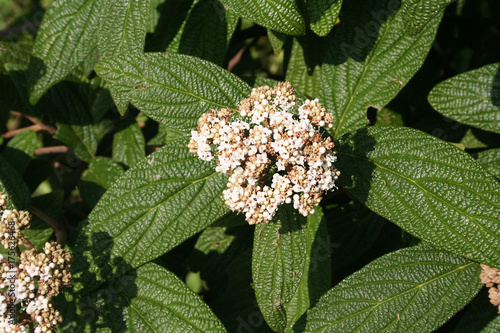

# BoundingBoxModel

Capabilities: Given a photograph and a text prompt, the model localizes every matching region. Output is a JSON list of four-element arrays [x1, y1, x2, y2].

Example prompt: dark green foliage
[[0, 0, 499, 332]]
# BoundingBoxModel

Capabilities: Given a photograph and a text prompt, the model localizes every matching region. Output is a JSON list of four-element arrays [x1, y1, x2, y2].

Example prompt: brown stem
[[19, 234, 35, 250], [2, 123, 56, 138], [227, 37, 260, 72], [34, 146, 69, 155], [228, 44, 249, 72]]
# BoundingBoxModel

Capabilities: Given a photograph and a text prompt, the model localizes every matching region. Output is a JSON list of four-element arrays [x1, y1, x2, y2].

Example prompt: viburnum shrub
[[0, 0, 500, 332]]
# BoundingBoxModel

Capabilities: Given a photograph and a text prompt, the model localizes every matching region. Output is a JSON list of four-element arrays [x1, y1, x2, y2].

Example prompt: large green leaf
[[208, 250, 274, 333], [267, 29, 287, 54], [49, 84, 98, 162], [88, 138, 229, 273], [306, 0, 342, 37], [147, 0, 165, 33], [0, 36, 35, 117], [98, 0, 151, 58], [284, 208, 332, 331], [95, 53, 251, 131], [297, 244, 482, 332], [252, 206, 308, 332], [190, 222, 252, 287], [0, 155, 31, 209], [2, 129, 37, 175], [219, 0, 306, 35], [78, 157, 125, 209], [28, 0, 102, 104], [336, 127, 500, 267], [327, 201, 386, 268], [167, 0, 229, 66], [112, 117, 146, 169], [285, 33, 329, 98], [97, 0, 152, 113], [146, 0, 232, 65], [61, 262, 227, 332], [402, 0, 455, 36], [474, 148, 500, 180], [319, 0, 442, 139], [428, 63, 500, 134], [24, 191, 63, 251]]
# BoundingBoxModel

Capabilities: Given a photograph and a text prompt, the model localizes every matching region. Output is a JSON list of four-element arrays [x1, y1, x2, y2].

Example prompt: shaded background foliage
[[0, 0, 500, 332]]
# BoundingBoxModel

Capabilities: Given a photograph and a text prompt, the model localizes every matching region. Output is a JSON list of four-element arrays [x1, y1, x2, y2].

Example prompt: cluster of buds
[[480, 264, 500, 313], [0, 193, 72, 332], [189, 82, 340, 224]]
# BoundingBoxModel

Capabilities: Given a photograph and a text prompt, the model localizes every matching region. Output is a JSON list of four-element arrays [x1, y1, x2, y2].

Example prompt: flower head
[[189, 82, 340, 224]]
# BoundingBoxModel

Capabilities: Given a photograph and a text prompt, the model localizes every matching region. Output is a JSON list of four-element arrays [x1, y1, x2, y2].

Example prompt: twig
[[19, 235, 35, 250], [34, 146, 69, 155], [2, 123, 57, 138], [227, 36, 261, 72], [228, 44, 249, 72]]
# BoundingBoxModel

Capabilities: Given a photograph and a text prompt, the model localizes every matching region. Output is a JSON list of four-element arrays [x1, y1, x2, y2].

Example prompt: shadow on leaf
[[56, 224, 138, 332]]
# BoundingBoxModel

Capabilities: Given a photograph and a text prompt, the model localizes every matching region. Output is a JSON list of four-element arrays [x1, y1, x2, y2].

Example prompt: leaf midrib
[[312, 261, 475, 331]]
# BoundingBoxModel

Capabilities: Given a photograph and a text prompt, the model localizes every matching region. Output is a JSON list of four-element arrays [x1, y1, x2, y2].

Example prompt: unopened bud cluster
[[480, 264, 500, 313], [189, 82, 340, 224], [0, 193, 72, 332]]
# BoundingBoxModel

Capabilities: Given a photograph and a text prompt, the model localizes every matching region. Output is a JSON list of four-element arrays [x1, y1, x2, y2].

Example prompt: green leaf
[[79, 157, 125, 209], [174, 0, 230, 65], [0, 36, 35, 116], [97, 0, 152, 113], [24, 191, 64, 251], [319, 0, 443, 139], [374, 106, 405, 126], [336, 127, 500, 267], [147, 123, 186, 146], [147, 0, 165, 33], [428, 63, 500, 134], [112, 117, 146, 168], [95, 53, 251, 131], [327, 201, 386, 268], [63, 262, 227, 332], [402, 0, 455, 36], [190, 223, 252, 286], [28, 0, 102, 104], [88, 138, 229, 275], [298, 244, 482, 333], [306, 0, 342, 37], [474, 148, 500, 180], [219, 0, 306, 35], [252, 206, 308, 332], [147, 0, 231, 66], [286, 32, 329, 98], [284, 208, 332, 330], [128, 263, 227, 332], [49, 84, 97, 162], [226, 7, 240, 45], [205, 250, 275, 333], [2, 129, 37, 175], [97, 0, 151, 58], [0, 35, 33, 74], [267, 29, 287, 54], [0, 155, 31, 209]]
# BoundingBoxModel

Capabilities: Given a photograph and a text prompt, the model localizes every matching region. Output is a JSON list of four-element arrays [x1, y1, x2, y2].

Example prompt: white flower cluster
[[189, 82, 340, 224], [0, 193, 72, 333], [480, 264, 500, 313]]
